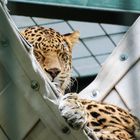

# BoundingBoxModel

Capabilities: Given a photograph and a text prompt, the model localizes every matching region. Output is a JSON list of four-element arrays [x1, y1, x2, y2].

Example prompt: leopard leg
[[59, 93, 87, 130], [58, 93, 136, 140]]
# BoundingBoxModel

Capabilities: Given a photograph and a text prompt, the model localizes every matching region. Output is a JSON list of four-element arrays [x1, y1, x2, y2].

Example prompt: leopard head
[[21, 26, 79, 93]]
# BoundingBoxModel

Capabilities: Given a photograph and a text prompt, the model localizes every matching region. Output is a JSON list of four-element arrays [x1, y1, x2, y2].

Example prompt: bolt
[[120, 54, 128, 61], [0, 38, 9, 48], [31, 80, 40, 91], [92, 90, 99, 97], [61, 126, 71, 134]]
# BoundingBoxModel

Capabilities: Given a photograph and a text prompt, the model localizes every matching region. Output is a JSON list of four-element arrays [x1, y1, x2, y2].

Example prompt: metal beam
[[8, 1, 140, 26]]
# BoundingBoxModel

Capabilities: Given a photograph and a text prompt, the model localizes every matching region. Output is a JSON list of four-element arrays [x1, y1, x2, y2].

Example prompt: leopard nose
[[46, 68, 61, 79]]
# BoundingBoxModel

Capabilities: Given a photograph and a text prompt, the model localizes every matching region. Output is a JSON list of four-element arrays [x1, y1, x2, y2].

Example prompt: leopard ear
[[64, 31, 80, 47]]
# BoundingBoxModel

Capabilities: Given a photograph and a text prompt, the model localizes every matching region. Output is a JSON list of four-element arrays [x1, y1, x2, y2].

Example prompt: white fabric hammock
[[0, 0, 140, 140], [0, 1, 91, 140]]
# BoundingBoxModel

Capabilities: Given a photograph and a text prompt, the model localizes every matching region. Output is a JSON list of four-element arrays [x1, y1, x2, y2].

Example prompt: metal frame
[[8, 0, 140, 26]]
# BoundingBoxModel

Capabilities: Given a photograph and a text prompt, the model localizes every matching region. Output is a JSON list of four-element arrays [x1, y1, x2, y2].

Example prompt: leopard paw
[[59, 93, 87, 130]]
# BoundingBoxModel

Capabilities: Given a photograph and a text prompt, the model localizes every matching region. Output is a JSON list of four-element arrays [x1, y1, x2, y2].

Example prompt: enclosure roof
[[8, 0, 140, 25], [9, 0, 140, 12]]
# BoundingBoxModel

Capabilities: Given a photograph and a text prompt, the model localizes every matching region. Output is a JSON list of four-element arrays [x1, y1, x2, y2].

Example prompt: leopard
[[21, 26, 79, 94], [21, 26, 140, 140]]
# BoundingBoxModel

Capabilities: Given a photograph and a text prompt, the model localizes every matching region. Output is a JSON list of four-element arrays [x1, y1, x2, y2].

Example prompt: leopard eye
[[62, 53, 70, 62]]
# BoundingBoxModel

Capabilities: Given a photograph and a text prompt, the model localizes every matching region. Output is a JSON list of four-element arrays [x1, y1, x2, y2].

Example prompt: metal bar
[[8, 1, 140, 26]]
